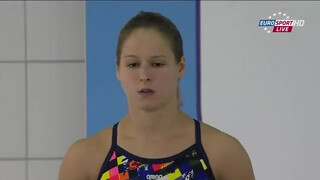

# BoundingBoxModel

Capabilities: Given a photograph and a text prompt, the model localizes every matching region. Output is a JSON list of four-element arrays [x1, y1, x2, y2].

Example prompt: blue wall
[[86, 1, 200, 136]]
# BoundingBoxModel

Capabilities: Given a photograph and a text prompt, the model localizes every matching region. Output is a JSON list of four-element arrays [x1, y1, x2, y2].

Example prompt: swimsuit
[[97, 119, 216, 180]]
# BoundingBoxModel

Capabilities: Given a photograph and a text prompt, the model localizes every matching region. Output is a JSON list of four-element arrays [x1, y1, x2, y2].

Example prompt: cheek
[[120, 71, 138, 91], [156, 71, 179, 90]]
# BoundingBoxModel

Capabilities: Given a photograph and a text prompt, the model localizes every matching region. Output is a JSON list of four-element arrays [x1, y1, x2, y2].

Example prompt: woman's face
[[117, 28, 185, 111]]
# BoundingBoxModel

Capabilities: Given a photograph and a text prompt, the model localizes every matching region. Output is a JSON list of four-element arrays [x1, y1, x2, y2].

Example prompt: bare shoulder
[[59, 126, 113, 180], [200, 122, 255, 180]]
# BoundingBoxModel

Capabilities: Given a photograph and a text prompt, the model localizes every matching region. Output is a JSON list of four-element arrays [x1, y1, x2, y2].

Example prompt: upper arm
[[59, 140, 91, 180], [201, 124, 255, 180], [218, 137, 255, 180]]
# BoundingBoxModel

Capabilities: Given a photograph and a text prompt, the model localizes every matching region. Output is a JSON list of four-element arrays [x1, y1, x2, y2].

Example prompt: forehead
[[121, 28, 173, 57]]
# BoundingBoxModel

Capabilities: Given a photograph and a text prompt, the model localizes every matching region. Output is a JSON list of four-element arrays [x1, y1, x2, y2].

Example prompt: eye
[[127, 63, 139, 68], [152, 63, 164, 67]]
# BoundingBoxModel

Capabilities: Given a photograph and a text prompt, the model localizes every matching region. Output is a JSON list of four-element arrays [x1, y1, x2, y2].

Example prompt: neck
[[122, 100, 185, 139]]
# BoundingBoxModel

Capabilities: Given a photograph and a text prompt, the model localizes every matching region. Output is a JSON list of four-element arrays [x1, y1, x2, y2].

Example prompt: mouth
[[138, 88, 155, 96]]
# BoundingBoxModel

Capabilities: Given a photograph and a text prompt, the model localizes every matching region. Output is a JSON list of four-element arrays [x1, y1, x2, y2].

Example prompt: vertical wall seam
[[84, 1, 88, 138], [23, 1, 28, 180], [196, 0, 202, 122]]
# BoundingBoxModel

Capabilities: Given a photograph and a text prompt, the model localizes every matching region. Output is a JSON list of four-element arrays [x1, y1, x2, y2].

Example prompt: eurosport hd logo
[[259, 12, 305, 33]]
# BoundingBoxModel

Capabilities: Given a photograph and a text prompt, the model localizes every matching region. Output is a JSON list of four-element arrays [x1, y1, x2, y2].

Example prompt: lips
[[138, 88, 155, 96]]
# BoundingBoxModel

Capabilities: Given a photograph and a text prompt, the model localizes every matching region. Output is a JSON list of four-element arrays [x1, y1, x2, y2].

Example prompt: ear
[[178, 56, 186, 78], [116, 65, 120, 80]]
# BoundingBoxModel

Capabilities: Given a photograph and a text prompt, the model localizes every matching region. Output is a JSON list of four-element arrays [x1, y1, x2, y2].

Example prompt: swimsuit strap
[[194, 119, 202, 145], [112, 122, 119, 146]]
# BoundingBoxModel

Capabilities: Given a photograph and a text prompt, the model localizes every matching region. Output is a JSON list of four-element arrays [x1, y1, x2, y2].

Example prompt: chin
[[130, 98, 171, 112], [138, 104, 159, 112], [137, 100, 169, 112]]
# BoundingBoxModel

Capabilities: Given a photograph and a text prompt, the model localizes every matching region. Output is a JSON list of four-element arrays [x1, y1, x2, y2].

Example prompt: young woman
[[59, 11, 255, 180]]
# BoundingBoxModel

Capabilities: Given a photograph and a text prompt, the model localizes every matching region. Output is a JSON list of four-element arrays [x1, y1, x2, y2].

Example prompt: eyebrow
[[122, 55, 138, 59], [151, 55, 168, 59], [122, 55, 168, 59]]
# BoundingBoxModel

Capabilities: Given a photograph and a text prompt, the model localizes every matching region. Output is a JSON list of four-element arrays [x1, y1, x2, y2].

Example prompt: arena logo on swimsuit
[[258, 12, 305, 33], [146, 174, 163, 179]]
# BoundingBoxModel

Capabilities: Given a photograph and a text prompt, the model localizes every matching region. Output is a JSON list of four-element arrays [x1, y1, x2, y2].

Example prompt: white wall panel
[[201, 2, 320, 179], [0, 64, 26, 158], [0, 1, 86, 179], [0, 2, 25, 61], [0, 161, 26, 180], [27, 63, 86, 158], [28, 160, 61, 180], [26, 1, 85, 60]]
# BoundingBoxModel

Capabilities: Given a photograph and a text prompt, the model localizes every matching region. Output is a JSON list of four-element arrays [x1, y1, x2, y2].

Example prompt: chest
[[117, 135, 194, 159]]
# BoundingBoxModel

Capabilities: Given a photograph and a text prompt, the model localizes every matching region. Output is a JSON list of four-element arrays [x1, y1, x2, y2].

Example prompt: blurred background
[[0, 1, 86, 179]]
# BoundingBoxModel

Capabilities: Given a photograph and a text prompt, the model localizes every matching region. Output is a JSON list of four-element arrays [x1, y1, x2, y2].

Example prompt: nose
[[140, 77, 151, 82], [139, 65, 151, 82]]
